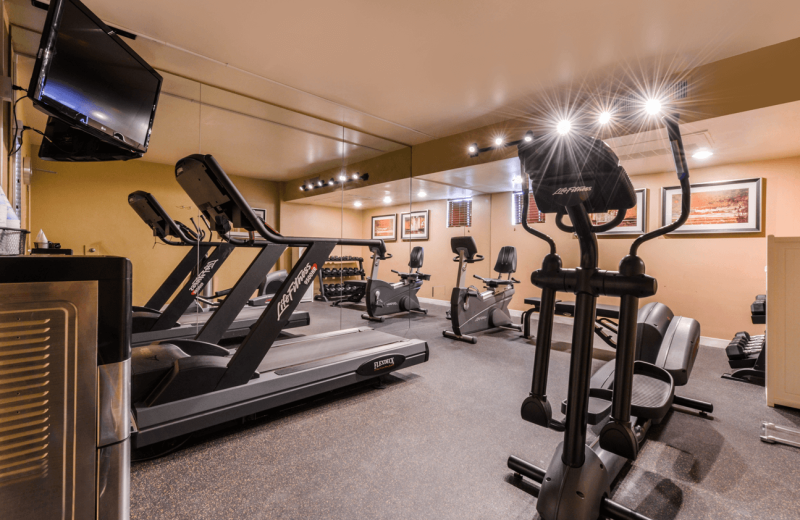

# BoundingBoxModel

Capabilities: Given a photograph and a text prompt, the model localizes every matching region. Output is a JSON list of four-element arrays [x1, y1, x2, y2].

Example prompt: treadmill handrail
[[129, 190, 202, 245], [189, 154, 388, 256]]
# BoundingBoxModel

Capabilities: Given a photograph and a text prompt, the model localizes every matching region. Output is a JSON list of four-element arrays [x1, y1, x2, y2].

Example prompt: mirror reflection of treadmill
[[127, 191, 309, 347]]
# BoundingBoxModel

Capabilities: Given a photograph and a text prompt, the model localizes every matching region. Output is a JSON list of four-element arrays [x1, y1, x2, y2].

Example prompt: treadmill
[[128, 191, 310, 346], [130, 154, 429, 448]]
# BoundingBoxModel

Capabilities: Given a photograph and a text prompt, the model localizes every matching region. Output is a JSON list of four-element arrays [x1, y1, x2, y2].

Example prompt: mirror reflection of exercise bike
[[443, 236, 522, 344], [481, 118, 712, 520], [362, 246, 431, 322]]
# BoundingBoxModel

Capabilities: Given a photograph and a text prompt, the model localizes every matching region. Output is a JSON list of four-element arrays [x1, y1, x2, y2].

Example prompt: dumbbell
[[726, 331, 764, 360]]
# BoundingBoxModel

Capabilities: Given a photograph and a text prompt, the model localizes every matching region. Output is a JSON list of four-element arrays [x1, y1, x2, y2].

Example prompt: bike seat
[[409, 246, 424, 269], [400, 271, 431, 282], [451, 236, 483, 262], [494, 246, 517, 274]]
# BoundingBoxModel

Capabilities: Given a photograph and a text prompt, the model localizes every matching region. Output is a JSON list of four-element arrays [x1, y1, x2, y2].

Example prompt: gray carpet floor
[[130, 300, 800, 520]]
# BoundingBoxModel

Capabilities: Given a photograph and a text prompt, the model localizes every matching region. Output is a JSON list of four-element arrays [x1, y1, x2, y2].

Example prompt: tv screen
[[28, 0, 162, 154]]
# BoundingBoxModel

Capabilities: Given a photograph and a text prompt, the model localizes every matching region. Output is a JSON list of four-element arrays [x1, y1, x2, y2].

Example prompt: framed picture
[[590, 189, 648, 235], [401, 210, 430, 240], [372, 214, 397, 241], [660, 178, 762, 234]]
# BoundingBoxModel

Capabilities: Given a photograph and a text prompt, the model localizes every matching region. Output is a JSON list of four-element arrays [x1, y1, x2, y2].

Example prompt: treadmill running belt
[[256, 329, 407, 374], [177, 305, 269, 326]]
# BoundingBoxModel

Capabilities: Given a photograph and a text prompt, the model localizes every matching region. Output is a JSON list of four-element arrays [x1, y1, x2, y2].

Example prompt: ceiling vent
[[611, 128, 711, 162]]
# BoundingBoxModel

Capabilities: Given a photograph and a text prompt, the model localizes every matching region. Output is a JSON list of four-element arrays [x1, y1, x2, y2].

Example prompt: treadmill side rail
[[132, 337, 429, 447]]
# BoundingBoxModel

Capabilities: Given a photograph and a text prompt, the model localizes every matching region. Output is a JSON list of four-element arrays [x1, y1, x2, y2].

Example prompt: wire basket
[[0, 227, 30, 256]]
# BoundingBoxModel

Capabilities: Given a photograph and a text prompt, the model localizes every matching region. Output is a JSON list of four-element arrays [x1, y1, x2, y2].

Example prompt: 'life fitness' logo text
[[190, 260, 219, 295], [553, 186, 592, 195], [277, 263, 318, 320]]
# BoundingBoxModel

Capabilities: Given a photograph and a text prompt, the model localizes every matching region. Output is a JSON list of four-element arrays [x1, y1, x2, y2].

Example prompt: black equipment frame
[[174, 154, 391, 391], [481, 118, 712, 519]]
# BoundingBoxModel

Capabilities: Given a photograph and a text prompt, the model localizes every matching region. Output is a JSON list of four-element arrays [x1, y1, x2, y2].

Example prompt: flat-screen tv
[[28, 0, 162, 159]]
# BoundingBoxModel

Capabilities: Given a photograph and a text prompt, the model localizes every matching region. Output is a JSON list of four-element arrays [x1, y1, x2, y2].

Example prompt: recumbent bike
[[443, 236, 522, 343], [362, 246, 431, 322]]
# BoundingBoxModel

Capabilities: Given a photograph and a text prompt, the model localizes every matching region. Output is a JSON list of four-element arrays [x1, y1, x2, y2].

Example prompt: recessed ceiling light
[[645, 98, 661, 115], [468, 145, 477, 153], [354, 201, 362, 207], [556, 120, 571, 135], [524, 134, 532, 142], [418, 191, 427, 197], [598, 112, 611, 124], [339, 174, 347, 181], [692, 149, 714, 159], [494, 137, 504, 146], [351, 173, 359, 180], [383, 196, 392, 204]]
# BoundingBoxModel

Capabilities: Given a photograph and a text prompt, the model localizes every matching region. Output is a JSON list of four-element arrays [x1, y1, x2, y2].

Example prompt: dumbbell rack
[[314, 255, 367, 306]]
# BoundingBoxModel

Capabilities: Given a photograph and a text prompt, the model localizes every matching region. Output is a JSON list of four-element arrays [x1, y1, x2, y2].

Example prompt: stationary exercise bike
[[362, 246, 431, 322], [495, 118, 712, 520], [443, 236, 522, 343]]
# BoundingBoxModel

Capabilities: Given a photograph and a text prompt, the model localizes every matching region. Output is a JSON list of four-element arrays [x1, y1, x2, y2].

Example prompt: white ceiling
[[7, 0, 800, 154], [296, 101, 800, 208]]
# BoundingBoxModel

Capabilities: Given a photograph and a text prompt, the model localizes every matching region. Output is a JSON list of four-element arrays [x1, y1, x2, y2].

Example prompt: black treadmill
[[128, 191, 309, 346], [130, 155, 429, 448]]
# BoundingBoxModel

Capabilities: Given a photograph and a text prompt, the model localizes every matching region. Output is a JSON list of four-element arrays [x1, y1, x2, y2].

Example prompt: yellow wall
[[279, 200, 365, 294], [29, 156, 280, 306]]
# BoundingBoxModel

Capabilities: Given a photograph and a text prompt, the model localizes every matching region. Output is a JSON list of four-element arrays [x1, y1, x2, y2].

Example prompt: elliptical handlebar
[[630, 115, 692, 255], [517, 137, 557, 254]]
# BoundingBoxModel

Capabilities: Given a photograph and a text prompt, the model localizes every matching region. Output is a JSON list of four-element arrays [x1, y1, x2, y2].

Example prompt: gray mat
[[131, 300, 800, 520]]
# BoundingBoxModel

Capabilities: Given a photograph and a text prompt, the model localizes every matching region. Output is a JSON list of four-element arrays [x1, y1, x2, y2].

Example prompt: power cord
[[9, 125, 72, 157], [8, 85, 28, 158]]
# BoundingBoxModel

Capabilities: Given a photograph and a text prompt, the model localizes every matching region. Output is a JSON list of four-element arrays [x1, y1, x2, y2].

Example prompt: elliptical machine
[[500, 118, 712, 520], [443, 236, 522, 343], [362, 246, 431, 322]]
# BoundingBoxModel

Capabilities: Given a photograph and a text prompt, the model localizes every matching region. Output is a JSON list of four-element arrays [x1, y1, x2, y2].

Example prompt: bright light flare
[[339, 174, 347, 181], [524, 134, 532, 142], [383, 196, 392, 203], [468, 145, 477, 153], [692, 149, 713, 159], [556, 120, 571, 135], [598, 111, 611, 124], [351, 173, 359, 180], [417, 191, 427, 198], [645, 98, 662, 115], [354, 201, 362, 207]]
